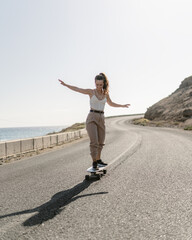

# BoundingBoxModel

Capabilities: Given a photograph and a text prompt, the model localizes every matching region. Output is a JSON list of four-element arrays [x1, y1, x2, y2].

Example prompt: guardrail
[[0, 129, 87, 162]]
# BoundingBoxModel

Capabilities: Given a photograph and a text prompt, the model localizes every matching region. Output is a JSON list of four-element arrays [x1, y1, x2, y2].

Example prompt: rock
[[179, 76, 192, 89], [183, 109, 192, 118], [144, 76, 192, 122]]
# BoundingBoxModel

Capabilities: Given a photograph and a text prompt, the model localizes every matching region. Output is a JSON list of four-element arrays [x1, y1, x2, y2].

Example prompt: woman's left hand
[[123, 104, 131, 108]]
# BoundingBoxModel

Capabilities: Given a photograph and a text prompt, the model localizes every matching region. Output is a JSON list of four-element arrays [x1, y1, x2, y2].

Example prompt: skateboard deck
[[85, 165, 107, 180]]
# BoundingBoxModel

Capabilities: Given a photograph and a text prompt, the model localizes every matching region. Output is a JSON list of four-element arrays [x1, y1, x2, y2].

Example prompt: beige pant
[[86, 112, 105, 161]]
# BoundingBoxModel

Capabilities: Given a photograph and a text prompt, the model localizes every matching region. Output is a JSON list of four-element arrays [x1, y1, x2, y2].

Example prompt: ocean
[[0, 126, 67, 142]]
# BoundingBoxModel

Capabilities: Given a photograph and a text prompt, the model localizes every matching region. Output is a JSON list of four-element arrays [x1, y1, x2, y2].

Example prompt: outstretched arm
[[107, 94, 130, 108], [58, 79, 92, 95]]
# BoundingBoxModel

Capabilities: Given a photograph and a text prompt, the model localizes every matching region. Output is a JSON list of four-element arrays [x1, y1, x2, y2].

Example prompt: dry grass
[[61, 123, 86, 132], [184, 126, 192, 131], [47, 122, 85, 135], [132, 118, 182, 129], [132, 118, 150, 126]]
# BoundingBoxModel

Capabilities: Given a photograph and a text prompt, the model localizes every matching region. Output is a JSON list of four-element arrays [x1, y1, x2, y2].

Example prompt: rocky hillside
[[144, 76, 192, 124]]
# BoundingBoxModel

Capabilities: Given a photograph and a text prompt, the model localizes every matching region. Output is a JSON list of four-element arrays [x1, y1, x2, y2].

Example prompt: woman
[[58, 73, 130, 170]]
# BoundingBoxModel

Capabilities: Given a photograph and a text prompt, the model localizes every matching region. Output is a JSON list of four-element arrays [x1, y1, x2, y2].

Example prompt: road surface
[[1, 115, 192, 240]]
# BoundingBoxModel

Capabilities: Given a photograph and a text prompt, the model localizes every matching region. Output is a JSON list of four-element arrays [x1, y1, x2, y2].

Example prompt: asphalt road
[[1, 115, 192, 240]]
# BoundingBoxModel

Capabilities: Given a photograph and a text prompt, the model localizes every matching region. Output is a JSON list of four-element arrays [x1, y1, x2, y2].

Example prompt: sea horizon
[[0, 125, 67, 142]]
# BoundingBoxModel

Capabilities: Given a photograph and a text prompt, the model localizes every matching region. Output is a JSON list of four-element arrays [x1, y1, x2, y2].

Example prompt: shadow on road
[[0, 180, 108, 226]]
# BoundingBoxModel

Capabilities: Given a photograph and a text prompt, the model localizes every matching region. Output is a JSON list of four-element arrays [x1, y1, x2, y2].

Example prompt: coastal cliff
[[144, 76, 192, 126]]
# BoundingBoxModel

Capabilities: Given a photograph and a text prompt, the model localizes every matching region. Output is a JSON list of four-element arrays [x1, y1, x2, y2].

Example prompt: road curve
[[0, 115, 192, 240]]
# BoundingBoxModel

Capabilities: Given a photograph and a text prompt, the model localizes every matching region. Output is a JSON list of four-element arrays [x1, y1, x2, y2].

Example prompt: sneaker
[[92, 161, 99, 170], [97, 159, 108, 167]]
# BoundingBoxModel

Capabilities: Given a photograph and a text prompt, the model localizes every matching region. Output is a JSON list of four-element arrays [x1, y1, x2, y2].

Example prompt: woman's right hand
[[58, 79, 66, 86]]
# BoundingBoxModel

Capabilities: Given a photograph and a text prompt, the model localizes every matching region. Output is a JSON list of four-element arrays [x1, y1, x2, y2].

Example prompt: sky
[[0, 0, 192, 127]]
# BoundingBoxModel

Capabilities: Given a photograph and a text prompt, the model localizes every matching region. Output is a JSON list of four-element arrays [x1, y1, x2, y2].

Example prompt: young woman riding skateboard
[[58, 73, 130, 169]]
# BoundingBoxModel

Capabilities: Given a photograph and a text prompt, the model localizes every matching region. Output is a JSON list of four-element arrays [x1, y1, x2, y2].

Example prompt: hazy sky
[[1, 0, 192, 127]]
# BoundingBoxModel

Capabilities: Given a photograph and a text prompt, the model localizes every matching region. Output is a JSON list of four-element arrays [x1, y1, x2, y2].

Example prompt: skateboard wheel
[[97, 175, 101, 180], [85, 175, 89, 180], [103, 169, 107, 174]]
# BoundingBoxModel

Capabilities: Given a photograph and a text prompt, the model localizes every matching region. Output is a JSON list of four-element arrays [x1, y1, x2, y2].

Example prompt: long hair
[[95, 73, 109, 94]]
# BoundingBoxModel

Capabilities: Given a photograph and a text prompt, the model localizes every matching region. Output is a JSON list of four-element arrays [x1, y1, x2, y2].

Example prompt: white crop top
[[90, 95, 107, 111]]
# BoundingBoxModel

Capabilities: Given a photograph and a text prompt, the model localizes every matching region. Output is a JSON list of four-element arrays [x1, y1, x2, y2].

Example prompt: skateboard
[[85, 165, 107, 180]]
